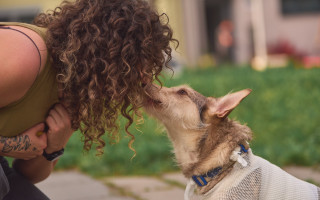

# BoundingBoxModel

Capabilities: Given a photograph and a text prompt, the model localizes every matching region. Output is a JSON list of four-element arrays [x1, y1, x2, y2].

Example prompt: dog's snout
[[145, 83, 161, 93]]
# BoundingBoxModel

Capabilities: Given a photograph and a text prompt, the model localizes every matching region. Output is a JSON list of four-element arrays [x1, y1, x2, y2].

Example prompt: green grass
[[56, 117, 178, 177], [56, 66, 320, 177]]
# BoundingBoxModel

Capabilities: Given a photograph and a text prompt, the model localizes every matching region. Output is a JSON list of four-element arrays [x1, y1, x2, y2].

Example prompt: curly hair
[[34, 0, 178, 155]]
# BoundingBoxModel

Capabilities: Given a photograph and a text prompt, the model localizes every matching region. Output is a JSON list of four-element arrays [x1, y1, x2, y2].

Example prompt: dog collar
[[191, 144, 249, 187]]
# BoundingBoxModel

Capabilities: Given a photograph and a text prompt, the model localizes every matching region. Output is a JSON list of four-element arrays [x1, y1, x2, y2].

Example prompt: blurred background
[[1, 0, 320, 179]]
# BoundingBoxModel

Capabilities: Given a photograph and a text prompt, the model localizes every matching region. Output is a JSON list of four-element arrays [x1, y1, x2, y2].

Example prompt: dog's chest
[[203, 151, 319, 200]]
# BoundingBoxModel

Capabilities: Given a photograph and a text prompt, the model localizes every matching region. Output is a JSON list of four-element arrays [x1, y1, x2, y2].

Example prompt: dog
[[143, 84, 320, 200]]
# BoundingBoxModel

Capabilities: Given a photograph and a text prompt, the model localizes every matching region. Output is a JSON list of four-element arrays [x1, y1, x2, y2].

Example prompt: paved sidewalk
[[36, 167, 320, 200], [36, 171, 134, 200], [103, 176, 186, 200]]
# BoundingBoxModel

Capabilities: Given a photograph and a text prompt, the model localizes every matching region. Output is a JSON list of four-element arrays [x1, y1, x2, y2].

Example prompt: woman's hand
[[11, 104, 73, 184], [45, 104, 74, 154], [0, 123, 47, 160]]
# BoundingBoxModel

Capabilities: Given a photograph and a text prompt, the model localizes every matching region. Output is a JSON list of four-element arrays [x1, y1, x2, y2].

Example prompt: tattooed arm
[[12, 104, 74, 184], [0, 123, 47, 159]]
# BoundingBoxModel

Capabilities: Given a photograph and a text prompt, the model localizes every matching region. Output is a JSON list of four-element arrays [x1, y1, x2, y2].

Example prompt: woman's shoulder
[[0, 25, 48, 108]]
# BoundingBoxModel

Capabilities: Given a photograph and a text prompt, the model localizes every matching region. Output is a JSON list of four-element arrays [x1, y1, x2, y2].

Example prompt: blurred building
[[0, 0, 62, 22], [1, 0, 320, 67], [154, 0, 320, 67]]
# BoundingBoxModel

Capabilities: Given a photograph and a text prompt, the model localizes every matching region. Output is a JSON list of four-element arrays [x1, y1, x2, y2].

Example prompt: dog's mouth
[[143, 84, 163, 108], [148, 97, 162, 105], [145, 96, 162, 107]]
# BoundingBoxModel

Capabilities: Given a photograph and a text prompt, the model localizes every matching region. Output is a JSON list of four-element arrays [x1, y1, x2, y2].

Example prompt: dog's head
[[144, 84, 207, 131], [144, 84, 252, 175], [144, 84, 251, 131]]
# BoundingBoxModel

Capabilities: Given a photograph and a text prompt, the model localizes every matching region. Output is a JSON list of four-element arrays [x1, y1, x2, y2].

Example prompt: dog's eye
[[177, 89, 188, 95]]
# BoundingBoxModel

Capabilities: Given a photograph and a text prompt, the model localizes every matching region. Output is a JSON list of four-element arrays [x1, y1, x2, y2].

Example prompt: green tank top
[[0, 22, 59, 137]]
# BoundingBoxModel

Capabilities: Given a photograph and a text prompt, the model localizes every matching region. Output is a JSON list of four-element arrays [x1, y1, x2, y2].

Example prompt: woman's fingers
[[47, 104, 71, 129], [48, 109, 61, 125]]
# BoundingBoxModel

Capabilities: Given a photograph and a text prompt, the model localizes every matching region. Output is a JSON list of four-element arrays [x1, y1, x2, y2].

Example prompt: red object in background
[[302, 56, 320, 68], [267, 40, 318, 68], [268, 40, 303, 58], [218, 21, 234, 48]]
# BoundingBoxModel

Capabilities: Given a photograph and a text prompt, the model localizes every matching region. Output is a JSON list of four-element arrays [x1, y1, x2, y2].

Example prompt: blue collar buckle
[[192, 166, 223, 187], [239, 144, 248, 153], [192, 175, 208, 186], [192, 143, 249, 187]]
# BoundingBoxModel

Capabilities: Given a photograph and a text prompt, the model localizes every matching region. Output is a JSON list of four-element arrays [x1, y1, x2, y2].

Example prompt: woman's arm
[[0, 25, 47, 108], [12, 104, 74, 184], [0, 123, 47, 160], [12, 152, 58, 184]]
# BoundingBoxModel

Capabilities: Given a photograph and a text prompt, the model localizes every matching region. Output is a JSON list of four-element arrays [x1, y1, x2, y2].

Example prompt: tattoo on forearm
[[0, 135, 32, 153]]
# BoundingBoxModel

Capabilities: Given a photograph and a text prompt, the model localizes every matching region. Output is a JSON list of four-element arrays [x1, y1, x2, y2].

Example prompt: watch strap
[[42, 148, 64, 161]]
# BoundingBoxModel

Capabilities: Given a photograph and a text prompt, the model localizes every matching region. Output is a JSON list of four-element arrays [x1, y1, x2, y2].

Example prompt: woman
[[0, 0, 177, 198]]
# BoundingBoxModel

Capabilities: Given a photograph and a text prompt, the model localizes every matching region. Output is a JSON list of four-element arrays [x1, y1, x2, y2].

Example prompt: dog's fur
[[143, 84, 319, 198]]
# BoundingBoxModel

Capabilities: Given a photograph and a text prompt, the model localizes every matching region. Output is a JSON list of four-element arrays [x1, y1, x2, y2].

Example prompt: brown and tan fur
[[143, 84, 252, 194]]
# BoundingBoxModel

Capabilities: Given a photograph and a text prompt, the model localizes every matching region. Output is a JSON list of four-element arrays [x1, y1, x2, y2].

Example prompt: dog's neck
[[166, 126, 202, 168], [167, 118, 252, 194]]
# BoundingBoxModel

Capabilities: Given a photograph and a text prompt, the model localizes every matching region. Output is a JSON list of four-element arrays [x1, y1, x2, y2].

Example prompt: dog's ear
[[205, 89, 251, 120]]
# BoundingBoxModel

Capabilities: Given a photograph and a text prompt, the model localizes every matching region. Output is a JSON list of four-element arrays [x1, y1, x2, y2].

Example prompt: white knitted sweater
[[187, 149, 320, 200]]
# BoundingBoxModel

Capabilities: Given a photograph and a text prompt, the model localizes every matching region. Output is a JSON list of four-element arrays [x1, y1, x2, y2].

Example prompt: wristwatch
[[42, 148, 64, 161]]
